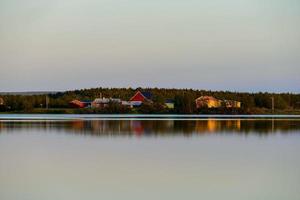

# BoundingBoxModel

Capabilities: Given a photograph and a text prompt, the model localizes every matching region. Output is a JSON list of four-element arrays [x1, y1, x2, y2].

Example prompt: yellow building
[[224, 100, 241, 108], [195, 96, 222, 108], [195, 96, 241, 109], [165, 99, 174, 109]]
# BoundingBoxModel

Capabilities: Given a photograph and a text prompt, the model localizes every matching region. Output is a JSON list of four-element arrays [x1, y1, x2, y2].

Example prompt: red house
[[69, 100, 92, 108], [130, 91, 152, 102]]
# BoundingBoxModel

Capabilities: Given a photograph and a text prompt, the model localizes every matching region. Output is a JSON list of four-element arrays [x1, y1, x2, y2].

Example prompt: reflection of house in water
[[131, 121, 144, 136], [70, 120, 243, 135], [71, 121, 86, 129], [67, 120, 176, 136], [195, 120, 241, 133], [2, 119, 298, 137]]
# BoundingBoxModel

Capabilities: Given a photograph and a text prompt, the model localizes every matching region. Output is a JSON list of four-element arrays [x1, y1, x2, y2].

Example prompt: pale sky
[[0, 0, 299, 92]]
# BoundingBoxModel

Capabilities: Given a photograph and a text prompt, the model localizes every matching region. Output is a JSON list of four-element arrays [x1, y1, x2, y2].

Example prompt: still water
[[0, 117, 300, 200]]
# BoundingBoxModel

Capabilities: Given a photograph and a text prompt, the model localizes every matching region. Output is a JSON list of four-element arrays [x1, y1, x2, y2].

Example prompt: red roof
[[69, 100, 86, 108], [130, 91, 151, 102]]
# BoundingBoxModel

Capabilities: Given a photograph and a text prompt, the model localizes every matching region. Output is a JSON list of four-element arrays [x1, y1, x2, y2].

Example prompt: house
[[165, 99, 174, 109], [69, 100, 92, 108], [195, 96, 242, 109], [130, 91, 152, 102], [92, 97, 121, 108], [195, 96, 222, 108], [224, 100, 241, 108], [129, 91, 152, 107], [0, 97, 4, 105]]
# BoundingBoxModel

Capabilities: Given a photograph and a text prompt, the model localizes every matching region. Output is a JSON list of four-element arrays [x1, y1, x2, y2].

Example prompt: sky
[[0, 0, 299, 93]]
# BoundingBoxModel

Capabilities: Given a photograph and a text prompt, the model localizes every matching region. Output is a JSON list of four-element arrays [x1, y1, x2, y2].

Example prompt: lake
[[0, 115, 300, 200]]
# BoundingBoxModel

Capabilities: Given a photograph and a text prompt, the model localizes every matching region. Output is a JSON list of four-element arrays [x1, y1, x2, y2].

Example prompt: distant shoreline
[[1, 87, 300, 115]]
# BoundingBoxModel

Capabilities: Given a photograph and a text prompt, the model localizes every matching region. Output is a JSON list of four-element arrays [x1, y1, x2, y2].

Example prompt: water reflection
[[0, 119, 299, 137]]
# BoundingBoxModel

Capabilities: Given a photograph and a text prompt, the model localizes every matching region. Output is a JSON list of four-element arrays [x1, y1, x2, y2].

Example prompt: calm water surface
[[0, 117, 300, 200]]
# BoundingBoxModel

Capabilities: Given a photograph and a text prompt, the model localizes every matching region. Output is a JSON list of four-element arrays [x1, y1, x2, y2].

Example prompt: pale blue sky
[[0, 0, 299, 92]]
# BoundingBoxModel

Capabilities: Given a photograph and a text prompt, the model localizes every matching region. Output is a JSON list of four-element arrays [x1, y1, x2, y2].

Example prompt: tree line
[[1, 87, 300, 114]]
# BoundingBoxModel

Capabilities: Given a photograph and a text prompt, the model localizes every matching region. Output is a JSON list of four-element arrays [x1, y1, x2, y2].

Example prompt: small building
[[121, 101, 133, 107], [92, 98, 121, 108], [224, 100, 241, 108], [195, 96, 222, 109], [165, 99, 174, 109], [69, 100, 92, 108], [0, 97, 4, 105]]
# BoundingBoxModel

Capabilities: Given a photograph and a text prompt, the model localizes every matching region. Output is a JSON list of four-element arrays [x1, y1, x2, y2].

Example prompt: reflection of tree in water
[[0, 119, 299, 137]]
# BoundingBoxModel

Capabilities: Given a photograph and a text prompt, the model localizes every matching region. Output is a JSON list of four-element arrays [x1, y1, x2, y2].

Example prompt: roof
[[165, 99, 174, 103], [69, 100, 86, 107], [130, 91, 153, 101], [82, 100, 92, 103], [93, 98, 110, 104], [141, 91, 152, 100], [196, 96, 219, 101], [70, 99, 92, 103], [93, 98, 121, 104], [224, 100, 241, 103], [70, 100, 82, 104]]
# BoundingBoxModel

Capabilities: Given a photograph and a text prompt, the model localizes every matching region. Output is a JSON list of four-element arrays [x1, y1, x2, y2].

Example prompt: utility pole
[[271, 96, 274, 113], [46, 95, 49, 109]]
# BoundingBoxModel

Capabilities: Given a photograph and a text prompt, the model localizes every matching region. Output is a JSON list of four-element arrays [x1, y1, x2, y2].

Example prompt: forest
[[1, 87, 300, 114]]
